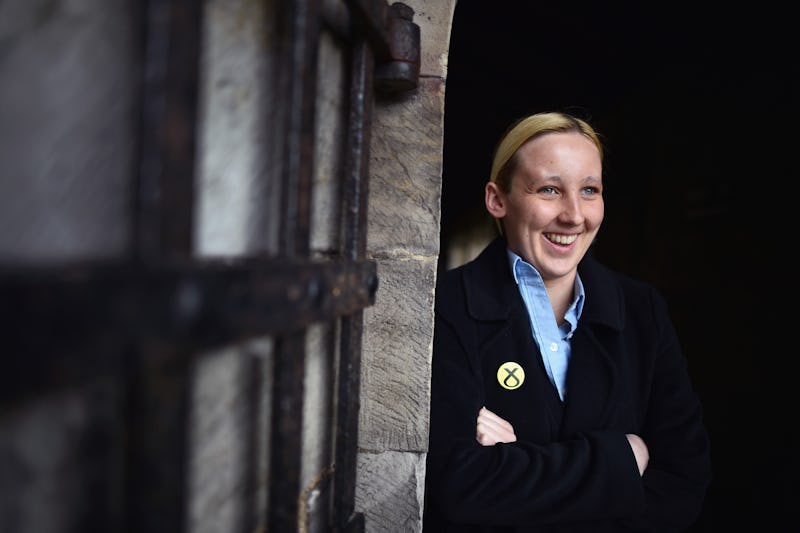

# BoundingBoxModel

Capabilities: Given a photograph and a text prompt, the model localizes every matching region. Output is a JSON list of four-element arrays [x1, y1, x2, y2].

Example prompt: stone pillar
[[356, 1, 456, 530]]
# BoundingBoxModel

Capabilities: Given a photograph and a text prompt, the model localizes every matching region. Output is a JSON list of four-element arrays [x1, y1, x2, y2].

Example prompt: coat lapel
[[460, 241, 629, 438], [463, 238, 564, 438], [561, 255, 627, 436], [462, 237, 517, 323]]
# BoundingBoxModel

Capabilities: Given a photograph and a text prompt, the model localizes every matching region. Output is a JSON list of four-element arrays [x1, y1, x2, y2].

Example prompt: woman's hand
[[625, 433, 650, 476], [476, 406, 517, 446]]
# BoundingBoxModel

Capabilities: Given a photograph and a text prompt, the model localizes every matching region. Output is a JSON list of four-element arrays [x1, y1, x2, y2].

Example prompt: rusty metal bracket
[[374, 2, 420, 93], [343, 0, 420, 94]]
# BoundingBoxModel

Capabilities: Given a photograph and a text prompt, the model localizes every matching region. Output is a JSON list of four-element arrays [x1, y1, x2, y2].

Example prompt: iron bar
[[343, 0, 390, 60], [278, 0, 322, 259], [127, 0, 203, 530], [0, 257, 377, 408], [270, 0, 322, 529], [124, 339, 190, 533], [134, 0, 202, 262], [242, 350, 264, 533], [332, 35, 375, 532]]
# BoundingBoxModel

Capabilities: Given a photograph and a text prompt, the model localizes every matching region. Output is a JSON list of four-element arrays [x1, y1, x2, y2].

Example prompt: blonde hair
[[490, 111, 603, 194]]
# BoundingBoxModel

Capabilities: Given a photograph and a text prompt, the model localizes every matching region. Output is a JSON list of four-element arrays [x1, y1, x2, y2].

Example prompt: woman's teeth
[[545, 233, 577, 245]]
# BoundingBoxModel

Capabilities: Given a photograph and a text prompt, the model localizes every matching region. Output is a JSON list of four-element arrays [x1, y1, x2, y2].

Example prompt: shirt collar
[[506, 248, 585, 328]]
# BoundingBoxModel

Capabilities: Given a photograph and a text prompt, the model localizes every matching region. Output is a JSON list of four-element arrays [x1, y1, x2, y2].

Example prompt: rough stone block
[[360, 257, 435, 451], [404, 0, 458, 79], [355, 450, 426, 533], [196, 0, 274, 256], [301, 323, 337, 491], [187, 337, 273, 533], [188, 348, 251, 533], [311, 30, 347, 255], [368, 77, 445, 257], [0, 0, 135, 263]]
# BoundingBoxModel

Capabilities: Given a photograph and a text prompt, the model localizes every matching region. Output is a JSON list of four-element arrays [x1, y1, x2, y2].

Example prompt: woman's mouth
[[544, 233, 577, 245]]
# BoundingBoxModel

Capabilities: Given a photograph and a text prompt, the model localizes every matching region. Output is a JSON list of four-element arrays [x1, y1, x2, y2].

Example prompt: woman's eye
[[539, 186, 557, 195], [582, 186, 601, 196]]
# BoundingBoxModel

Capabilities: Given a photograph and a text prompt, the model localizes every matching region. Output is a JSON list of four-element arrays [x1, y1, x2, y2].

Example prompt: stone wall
[[355, 2, 455, 530]]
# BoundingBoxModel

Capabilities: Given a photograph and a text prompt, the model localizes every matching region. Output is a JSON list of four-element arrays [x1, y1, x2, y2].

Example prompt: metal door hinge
[[375, 2, 420, 93]]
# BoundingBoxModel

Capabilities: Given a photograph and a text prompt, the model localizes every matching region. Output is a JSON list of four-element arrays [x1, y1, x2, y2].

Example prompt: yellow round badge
[[497, 361, 525, 390]]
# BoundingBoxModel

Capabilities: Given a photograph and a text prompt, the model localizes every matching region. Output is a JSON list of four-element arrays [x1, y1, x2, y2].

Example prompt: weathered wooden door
[[1, 0, 419, 531]]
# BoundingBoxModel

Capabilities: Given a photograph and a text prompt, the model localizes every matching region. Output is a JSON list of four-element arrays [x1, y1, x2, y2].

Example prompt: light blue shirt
[[507, 249, 585, 401]]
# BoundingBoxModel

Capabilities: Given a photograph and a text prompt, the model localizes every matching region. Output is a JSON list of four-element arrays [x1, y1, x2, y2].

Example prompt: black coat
[[424, 237, 711, 532]]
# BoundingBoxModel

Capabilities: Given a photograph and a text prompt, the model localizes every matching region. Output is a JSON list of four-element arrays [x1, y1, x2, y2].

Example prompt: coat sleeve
[[627, 287, 712, 530], [425, 275, 647, 528]]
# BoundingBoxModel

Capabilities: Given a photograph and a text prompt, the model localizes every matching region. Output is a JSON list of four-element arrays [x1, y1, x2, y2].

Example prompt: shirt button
[[549, 342, 558, 352]]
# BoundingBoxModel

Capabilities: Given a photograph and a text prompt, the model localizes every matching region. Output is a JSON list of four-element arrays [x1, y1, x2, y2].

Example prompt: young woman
[[424, 111, 711, 532]]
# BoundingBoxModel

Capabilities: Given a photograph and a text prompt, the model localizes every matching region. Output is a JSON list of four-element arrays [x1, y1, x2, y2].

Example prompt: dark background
[[441, 1, 797, 530]]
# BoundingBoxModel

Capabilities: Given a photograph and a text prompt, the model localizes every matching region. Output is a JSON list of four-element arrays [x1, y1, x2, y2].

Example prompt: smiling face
[[485, 130, 604, 284]]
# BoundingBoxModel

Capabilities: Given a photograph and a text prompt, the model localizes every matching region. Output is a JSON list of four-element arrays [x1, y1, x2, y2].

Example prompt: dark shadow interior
[[441, 2, 797, 530]]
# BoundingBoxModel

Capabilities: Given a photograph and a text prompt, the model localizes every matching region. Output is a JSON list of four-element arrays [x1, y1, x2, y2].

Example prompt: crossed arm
[[476, 406, 650, 476]]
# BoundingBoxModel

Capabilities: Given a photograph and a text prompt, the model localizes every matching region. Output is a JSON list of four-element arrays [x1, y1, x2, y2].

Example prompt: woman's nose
[[558, 194, 584, 224]]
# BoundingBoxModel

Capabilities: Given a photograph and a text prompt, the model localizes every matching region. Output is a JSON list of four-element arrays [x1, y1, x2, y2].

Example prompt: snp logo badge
[[497, 361, 525, 390]]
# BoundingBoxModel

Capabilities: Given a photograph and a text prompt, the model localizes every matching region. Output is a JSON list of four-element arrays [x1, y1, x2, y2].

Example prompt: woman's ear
[[485, 181, 506, 219]]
